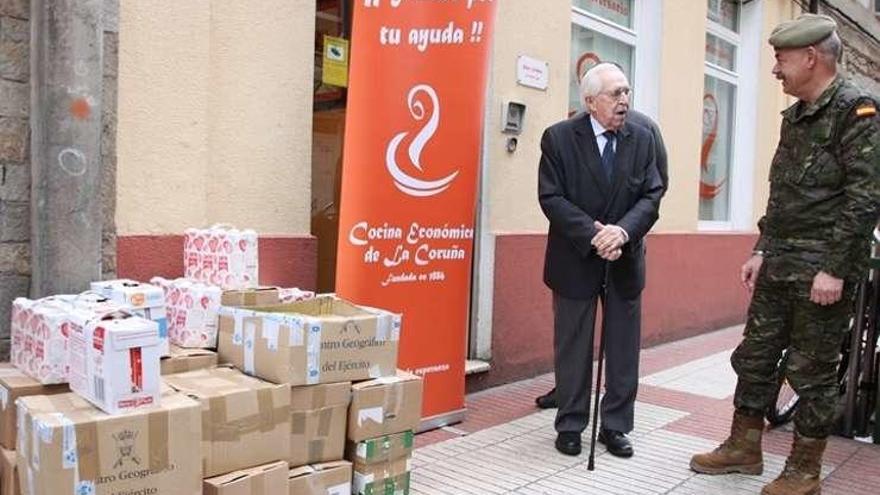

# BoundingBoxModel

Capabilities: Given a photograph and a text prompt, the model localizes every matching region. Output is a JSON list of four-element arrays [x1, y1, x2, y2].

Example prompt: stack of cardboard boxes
[[212, 294, 423, 495], [347, 372, 423, 495], [0, 228, 425, 495]]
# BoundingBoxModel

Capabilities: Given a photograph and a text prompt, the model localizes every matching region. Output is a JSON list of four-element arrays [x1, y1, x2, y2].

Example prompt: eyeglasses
[[598, 87, 631, 101]]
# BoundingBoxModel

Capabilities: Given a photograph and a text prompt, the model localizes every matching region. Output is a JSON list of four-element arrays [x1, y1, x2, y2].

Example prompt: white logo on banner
[[385, 84, 459, 197]]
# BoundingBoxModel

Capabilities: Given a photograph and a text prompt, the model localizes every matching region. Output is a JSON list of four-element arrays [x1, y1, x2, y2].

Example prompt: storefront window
[[569, 24, 633, 115], [700, 76, 735, 222], [573, 0, 633, 28]]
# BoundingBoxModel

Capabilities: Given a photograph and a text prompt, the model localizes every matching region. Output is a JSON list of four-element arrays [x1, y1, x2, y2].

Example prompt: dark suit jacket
[[626, 110, 669, 195], [538, 112, 664, 300]]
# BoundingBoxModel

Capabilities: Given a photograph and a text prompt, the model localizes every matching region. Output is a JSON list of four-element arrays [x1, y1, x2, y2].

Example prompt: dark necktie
[[601, 131, 616, 181]]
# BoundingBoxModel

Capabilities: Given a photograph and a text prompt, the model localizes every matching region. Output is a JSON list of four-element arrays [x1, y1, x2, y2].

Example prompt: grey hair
[[814, 31, 842, 64], [580, 62, 621, 99]]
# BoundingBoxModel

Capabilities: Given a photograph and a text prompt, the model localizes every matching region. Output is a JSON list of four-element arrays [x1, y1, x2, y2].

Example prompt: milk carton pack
[[151, 277, 223, 348], [9, 295, 129, 385], [66, 309, 162, 414], [184, 225, 259, 290], [9, 298, 72, 384], [90, 279, 170, 356]]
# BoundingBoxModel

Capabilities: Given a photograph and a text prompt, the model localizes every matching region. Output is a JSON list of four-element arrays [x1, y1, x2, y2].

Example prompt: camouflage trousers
[[731, 273, 853, 438]]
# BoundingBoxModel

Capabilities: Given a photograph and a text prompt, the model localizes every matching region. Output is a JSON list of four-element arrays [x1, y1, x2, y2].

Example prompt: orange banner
[[336, 0, 497, 421]]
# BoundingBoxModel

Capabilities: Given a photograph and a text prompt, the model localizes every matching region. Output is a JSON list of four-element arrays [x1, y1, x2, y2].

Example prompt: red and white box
[[151, 277, 223, 348], [183, 226, 259, 290], [9, 295, 128, 385], [10, 298, 72, 384], [66, 310, 162, 414], [90, 279, 170, 356]]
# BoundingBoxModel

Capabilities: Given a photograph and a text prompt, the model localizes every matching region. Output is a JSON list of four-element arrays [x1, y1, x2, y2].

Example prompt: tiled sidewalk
[[411, 326, 880, 495]]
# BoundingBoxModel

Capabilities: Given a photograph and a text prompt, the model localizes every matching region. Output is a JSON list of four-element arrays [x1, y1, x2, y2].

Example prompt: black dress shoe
[[598, 429, 634, 458], [535, 387, 558, 409], [555, 432, 581, 456]]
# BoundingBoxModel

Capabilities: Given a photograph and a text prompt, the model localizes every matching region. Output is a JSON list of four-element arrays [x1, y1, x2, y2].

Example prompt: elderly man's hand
[[592, 221, 627, 255]]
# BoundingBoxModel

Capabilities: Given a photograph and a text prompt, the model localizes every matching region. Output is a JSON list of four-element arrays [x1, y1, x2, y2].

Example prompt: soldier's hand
[[741, 255, 763, 292], [810, 271, 843, 306]]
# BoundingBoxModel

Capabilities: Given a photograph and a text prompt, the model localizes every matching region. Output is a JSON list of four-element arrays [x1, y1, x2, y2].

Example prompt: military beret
[[769, 13, 837, 49]]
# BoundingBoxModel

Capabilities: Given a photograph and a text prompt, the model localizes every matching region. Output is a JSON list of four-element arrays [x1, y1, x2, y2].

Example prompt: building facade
[[1, 0, 879, 391]]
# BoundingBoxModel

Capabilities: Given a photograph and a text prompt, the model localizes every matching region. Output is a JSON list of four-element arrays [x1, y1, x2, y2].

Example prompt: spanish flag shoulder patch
[[855, 104, 877, 118]]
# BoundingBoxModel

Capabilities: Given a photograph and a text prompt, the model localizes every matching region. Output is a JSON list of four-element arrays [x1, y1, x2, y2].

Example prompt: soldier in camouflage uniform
[[690, 14, 880, 495]]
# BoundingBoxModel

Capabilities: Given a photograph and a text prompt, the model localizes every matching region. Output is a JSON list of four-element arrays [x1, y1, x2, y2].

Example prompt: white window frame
[[571, 1, 662, 120], [699, 0, 761, 231]]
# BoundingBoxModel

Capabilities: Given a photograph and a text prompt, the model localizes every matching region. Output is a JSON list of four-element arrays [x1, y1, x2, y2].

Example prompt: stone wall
[[0, 0, 31, 359], [0, 0, 117, 359], [825, 0, 880, 95]]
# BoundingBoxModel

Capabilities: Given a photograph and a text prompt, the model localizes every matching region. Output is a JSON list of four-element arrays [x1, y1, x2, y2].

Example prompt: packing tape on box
[[252, 471, 265, 494], [358, 306, 402, 342], [205, 389, 287, 442], [262, 315, 281, 351], [305, 319, 323, 385], [244, 319, 257, 375], [384, 381, 405, 426], [317, 406, 334, 437], [286, 316, 305, 347], [308, 439, 325, 462], [291, 411, 307, 435], [291, 405, 336, 438]]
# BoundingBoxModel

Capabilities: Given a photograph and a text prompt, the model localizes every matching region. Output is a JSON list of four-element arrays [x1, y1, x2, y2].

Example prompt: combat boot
[[761, 433, 826, 495], [690, 411, 764, 475]]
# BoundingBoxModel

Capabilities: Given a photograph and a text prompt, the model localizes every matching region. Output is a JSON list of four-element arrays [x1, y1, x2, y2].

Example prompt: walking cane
[[588, 261, 611, 471]]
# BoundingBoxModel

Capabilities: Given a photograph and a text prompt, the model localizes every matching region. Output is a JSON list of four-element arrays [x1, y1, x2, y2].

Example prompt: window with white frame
[[700, 0, 741, 225], [700, 0, 761, 230], [569, 1, 661, 119]]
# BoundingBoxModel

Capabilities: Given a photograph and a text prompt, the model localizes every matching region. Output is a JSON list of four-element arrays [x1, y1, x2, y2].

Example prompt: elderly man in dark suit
[[538, 62, 663, 457]]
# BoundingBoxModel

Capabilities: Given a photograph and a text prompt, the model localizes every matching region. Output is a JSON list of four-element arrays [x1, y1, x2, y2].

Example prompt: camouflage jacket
[[756, 76, 880, 283]]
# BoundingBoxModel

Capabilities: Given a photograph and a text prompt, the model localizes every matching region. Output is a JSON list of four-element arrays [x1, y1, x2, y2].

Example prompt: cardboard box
[[288, 461, 351, 495], [218, 296, 400, 385], [290, 382, 350, 467], [16, 392, 201, 495], [203, 460, 287, 495], [348, 371, 423, 442], [0, 364, 68, 450], [91, 279, 170, 356], [160, 345, 218, 375], [346, 431, 414, 467], [67, 311, 162, 415], [0, 447, 19, 495], [352, 457, 410, 495], [278, 288, 316, 304], [163, 366, 290, 477], [221, 288, 280, 307]]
